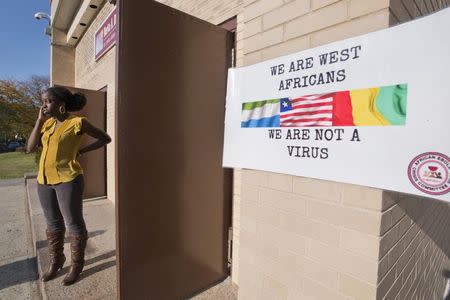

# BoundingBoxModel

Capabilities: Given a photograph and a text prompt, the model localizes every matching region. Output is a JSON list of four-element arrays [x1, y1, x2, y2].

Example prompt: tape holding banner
[[223, 8, 450, 202]]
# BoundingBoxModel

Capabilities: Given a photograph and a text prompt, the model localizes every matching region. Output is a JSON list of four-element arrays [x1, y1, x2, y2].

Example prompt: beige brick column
[[50, 28, 75, 87], [236, 1, 391, 299]]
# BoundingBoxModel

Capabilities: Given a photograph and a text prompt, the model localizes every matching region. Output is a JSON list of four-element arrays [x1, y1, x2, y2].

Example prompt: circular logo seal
[[408, 152, 450, 196]]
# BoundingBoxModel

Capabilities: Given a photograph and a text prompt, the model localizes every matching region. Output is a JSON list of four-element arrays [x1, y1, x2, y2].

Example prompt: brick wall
[[235, 169, 395, 299], [239, 0, 390, 66], [74, 2, 116, 202]]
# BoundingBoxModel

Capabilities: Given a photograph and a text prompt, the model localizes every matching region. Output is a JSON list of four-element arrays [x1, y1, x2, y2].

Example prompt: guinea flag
[[332, 84, 407, 126], [332, 90, 354, 126]]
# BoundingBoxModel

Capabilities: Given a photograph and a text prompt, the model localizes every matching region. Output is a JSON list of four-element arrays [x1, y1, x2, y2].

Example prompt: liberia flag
[[280, 94, 334, 127]]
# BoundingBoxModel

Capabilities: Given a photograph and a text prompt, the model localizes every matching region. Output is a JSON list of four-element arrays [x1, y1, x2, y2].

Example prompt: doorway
[[115, 1, 234, 299]]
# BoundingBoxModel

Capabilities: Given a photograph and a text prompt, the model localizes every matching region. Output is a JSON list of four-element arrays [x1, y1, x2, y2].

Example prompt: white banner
[[223, 8, 450, 202]]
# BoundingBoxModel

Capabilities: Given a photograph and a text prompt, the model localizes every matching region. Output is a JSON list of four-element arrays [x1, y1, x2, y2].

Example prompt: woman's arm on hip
[[77, 119, 112, 156]]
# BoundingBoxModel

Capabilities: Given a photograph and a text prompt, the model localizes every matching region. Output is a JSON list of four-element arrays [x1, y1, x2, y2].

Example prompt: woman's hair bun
[[44, 86, 87, 112], [67, 92, 87, 112]]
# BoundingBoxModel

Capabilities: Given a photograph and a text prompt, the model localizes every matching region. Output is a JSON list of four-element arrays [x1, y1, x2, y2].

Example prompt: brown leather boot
[[41, 228, 66, 282], [62, 231, 88, 286]]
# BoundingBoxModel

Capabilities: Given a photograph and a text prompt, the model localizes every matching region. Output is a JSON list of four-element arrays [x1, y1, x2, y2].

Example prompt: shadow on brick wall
[[394, 193, 450, 258], [382, 190, 450, 299]]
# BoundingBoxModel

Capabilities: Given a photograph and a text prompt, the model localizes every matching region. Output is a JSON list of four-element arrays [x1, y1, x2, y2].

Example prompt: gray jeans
[[37, 175, 86, 235]]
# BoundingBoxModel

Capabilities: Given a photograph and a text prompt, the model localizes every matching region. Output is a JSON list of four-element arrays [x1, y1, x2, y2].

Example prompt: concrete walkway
[[26, 178, 116, 300], [190, 277, 237, 300], [0, 179, 40, 300]]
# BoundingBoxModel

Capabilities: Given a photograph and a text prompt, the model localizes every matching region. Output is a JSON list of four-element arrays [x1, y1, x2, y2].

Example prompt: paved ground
[[190, 277, 237, 300], [0, 177, 236, 300], [0, 178, 40, 300], [26, 178, 116, 300]]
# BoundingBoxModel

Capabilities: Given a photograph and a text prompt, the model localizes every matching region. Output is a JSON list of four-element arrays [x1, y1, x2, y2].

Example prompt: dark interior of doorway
[[116, 1, 237, 298]]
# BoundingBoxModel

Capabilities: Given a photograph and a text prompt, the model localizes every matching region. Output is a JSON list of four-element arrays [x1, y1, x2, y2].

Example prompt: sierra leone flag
[[241, 99, 280, 127]]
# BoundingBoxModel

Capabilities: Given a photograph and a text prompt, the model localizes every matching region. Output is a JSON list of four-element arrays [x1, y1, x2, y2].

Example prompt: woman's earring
[[59, 105, 66, 114]]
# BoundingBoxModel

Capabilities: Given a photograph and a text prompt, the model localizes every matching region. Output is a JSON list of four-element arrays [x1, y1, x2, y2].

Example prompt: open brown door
[[66, 86, 107, 199], [116, 1, 233, 299]]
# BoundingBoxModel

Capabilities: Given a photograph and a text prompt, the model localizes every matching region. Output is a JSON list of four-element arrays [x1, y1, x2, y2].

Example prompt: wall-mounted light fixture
[[34, 12, 52, 36]]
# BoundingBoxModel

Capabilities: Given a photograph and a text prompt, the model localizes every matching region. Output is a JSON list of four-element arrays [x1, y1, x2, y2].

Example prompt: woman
[[26, 86, 111, 285]]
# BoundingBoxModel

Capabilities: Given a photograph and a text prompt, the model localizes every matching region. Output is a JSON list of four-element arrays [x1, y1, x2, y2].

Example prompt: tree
[[0, 76, 49, 143], [21, 75, 50, 108]]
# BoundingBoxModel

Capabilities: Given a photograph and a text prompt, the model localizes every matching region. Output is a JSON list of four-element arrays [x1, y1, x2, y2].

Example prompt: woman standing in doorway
[[26, 86, 111, 285]]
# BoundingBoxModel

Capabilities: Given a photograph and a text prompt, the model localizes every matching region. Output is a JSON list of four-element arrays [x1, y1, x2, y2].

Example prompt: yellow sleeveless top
[[37, 115, 85, 185]]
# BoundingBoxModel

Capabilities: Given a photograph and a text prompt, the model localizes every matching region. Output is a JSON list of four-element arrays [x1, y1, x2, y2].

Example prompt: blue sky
[[0, 0, 50, 80]]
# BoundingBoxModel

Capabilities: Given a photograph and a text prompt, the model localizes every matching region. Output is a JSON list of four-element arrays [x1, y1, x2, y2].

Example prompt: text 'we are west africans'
[[270, 45, 362, 91]]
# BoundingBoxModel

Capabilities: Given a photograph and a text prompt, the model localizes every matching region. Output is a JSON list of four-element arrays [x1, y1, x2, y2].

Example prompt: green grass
[[0, 152, 38, 179]]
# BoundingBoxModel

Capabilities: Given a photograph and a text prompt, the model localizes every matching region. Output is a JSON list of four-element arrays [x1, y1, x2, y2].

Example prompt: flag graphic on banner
[[241, 84, 407, 127], [280, 94, 333, 127], [241, 99, 280, 127]]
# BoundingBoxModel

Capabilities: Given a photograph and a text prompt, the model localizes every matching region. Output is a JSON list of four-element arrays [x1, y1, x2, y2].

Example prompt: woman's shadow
[[55, 250, 116, 280], [81, 250, 116, 279], [0, 257, 38, 290]]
